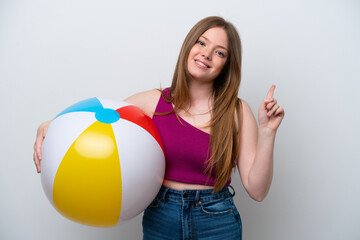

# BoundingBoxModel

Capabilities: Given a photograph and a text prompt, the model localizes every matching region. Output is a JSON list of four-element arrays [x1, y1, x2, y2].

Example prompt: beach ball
[[41, 97, 165, 227]]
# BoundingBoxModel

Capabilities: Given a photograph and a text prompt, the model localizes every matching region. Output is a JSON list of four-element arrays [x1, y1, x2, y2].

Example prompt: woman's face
[[187, 27, 229, 83]]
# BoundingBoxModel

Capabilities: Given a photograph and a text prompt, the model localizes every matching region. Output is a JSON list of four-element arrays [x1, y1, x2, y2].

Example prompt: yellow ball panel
[[53, 121, 122, 227]]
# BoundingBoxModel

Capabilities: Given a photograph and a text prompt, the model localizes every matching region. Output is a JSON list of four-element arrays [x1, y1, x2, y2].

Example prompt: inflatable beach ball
[[41, 97, 165, 227]]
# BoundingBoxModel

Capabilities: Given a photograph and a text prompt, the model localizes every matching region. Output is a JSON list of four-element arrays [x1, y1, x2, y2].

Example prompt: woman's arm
[[237, 85, 284, 202]]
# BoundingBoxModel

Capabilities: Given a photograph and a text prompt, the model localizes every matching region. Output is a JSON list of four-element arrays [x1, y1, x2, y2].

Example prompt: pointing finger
[[266, 85, 276, 99]]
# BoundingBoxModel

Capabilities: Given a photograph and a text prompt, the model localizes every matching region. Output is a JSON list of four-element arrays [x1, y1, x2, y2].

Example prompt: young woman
[[33, 16, 284, 239]]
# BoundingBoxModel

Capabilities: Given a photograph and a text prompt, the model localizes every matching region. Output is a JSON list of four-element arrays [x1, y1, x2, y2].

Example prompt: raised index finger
[[266, 85, 276, 99]]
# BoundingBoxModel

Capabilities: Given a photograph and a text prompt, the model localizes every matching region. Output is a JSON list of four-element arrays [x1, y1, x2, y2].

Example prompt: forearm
[[247, 127, 276, 201]]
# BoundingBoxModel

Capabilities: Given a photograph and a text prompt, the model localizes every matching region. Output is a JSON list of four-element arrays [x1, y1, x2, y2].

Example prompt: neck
[[188, 81, 213, 103], [187, 81, 214, 113]]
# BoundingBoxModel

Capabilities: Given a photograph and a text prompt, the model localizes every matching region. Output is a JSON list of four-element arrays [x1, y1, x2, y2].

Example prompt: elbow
[[248, 190, 269, 202], [244, 178, 272, 202], [251, 194, 266, 202], [246, 180, 272, 202]]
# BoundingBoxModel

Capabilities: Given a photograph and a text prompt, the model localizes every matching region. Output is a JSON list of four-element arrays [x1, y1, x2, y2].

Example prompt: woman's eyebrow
[[200, 36, 228, 51]]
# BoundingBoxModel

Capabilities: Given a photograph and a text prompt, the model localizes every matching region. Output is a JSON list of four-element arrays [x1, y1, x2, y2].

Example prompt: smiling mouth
[[195, 60, 210, 68]]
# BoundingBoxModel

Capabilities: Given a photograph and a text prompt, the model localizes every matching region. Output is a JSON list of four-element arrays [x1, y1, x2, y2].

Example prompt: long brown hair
[[165, 16, 243, 192]]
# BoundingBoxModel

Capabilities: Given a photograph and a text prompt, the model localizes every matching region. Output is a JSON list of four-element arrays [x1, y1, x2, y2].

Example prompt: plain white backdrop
[[1, 0, 359, 239]]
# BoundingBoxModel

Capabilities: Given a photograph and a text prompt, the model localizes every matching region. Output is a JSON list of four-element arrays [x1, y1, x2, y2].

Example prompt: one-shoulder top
[[152, 88, 231, 186]]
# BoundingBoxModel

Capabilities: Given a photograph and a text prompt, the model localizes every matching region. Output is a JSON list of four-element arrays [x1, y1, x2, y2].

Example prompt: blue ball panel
[[54, 98, 103, 119], [95, 108, 120, 124]]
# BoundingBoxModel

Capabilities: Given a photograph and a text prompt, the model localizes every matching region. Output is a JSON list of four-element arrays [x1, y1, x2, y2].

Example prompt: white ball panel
[[97, 97, 130, 110], [112, 119, 165, 222]]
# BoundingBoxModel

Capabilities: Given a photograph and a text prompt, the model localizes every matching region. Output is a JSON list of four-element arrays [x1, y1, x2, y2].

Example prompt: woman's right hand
[[33, 120, 51, 173]]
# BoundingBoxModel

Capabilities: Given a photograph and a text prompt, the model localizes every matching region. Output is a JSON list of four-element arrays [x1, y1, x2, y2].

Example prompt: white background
[[1, 0, 359, 239]]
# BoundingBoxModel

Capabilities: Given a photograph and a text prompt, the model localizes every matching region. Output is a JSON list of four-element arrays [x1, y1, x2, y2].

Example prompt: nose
[[201, 47, 211, 60]]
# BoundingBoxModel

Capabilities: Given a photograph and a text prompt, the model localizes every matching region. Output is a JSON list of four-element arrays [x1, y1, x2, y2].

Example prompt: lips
[[194, 59, 210, 69]]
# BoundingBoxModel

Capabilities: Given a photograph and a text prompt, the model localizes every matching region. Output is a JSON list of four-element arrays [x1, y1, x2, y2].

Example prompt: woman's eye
[[216, 51, 225, 57], [197, 41, 205, 46]]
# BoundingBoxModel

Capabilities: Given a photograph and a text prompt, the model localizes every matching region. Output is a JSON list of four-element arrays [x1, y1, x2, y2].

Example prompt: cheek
[[215, 60, 227, 74], [187, 48, 196, 65], [190, 43, 203, 55], [186, 56, 192, 71]]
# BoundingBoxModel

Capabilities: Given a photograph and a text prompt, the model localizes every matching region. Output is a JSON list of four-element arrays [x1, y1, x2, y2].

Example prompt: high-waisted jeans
[[142, 185, 242, 240]]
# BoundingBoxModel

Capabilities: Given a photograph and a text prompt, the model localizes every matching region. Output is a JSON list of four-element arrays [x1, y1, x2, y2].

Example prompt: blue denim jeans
[[142, 185, 242, 240]]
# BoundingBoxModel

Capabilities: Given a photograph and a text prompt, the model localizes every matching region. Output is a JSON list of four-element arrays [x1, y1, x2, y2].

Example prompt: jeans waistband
[[157, 185, 235, 202]]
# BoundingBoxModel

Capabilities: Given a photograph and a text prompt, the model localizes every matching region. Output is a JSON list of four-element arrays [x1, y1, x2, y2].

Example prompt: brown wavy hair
[[163, 16, 243, 192]]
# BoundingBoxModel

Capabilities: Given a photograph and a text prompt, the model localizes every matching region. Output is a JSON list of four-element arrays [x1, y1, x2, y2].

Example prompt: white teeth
[[196, 60, 208, 68]]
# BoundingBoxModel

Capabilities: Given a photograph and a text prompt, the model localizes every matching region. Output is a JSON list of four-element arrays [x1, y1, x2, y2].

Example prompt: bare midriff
[[162, 179, 214, 191]]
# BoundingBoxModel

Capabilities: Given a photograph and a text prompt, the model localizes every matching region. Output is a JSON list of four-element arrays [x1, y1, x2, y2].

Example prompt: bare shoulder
[[124, 89, 161, 118], [235, 99, 255, 121], [236, 99, 257, 132], [240, 100, 255, 117]]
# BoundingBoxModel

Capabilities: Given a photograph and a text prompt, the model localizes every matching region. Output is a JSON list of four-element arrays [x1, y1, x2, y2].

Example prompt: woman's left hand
[[258, 85, 285, 131]]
